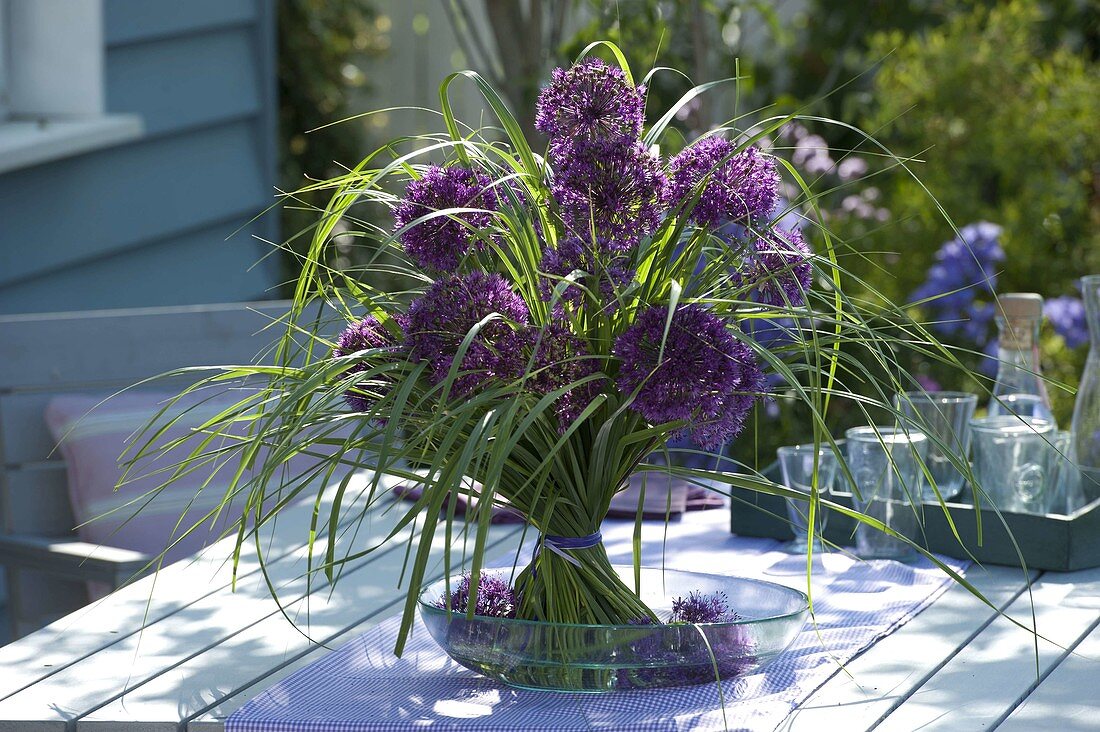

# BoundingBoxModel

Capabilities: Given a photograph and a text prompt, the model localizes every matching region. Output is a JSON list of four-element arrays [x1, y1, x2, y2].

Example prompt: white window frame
[[0, 0, 142, 175], [0, 0, 9, 122]]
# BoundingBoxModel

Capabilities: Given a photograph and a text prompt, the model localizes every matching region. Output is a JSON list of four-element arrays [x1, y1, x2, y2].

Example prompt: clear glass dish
[[418, 565, 809, 692]]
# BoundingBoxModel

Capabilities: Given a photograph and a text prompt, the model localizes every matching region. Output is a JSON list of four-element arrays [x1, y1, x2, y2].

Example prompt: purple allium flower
[[551, 140, 669, 250], [333, 316, 397, 411], [527, 323, 602, 430], [667, 139, 779, 227], [670, 590, 740, 623], [393, 165, 498, 271], [540, 236, 633, 307], [613, 304, 765, 449], [436, 572, 517, 618], [403, 272, 529, 396], [535, 59, 645, 153], [1044, 296, 1089, 349], [741, 227, 814, 307]]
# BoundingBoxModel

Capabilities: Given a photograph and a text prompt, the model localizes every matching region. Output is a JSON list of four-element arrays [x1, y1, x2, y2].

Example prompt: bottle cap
[[997, 293, 1043, 321]]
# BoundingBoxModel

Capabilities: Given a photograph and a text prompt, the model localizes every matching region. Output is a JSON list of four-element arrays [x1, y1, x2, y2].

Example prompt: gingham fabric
[[228, 510, 968, 731]]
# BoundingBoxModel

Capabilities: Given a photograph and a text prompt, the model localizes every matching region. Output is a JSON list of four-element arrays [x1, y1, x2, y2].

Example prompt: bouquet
[[135, 43, 970, 656]]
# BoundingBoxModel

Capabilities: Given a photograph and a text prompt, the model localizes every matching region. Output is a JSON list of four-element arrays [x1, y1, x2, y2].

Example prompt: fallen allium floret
[[436, 572, 518, 618], [669, 590, 741, 624]]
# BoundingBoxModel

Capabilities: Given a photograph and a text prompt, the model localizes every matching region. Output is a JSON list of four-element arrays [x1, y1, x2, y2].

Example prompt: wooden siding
[[0, 0, 279, 314]]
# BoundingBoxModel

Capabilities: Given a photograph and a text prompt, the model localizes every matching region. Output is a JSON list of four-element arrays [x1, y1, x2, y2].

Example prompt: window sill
[[0, 114, 144, 175]]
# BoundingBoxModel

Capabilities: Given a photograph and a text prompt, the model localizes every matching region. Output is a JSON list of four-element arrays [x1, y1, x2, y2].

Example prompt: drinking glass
[[1070, 274, 1100, 503], [969, 415, 1058, 514], [1051, 430, 1085, 514], [894, 391, 977, 502], [845, 426, 928, 560], [776, 444, 839, 554]]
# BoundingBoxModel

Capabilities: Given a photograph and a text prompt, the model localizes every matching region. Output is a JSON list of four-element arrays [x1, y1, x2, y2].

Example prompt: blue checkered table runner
[[228, 512, 968, 731]]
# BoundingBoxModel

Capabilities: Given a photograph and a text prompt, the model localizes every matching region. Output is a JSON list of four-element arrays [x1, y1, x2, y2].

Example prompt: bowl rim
[[417, 564, 810, 630]]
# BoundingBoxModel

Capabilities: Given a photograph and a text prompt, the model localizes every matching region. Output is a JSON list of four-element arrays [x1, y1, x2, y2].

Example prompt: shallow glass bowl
[[418, 566, 809, 692]]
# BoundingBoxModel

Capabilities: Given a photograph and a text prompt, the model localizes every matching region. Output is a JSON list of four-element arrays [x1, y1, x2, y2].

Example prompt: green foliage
[[861, 0, 1100, 295], [562, 1, 774, 137], [277, 0, 387, 281], [848, 0, 1099, 421]]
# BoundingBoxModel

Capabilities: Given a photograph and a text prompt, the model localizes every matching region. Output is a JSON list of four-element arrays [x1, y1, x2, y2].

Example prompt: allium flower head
[[741, 227, 814, 306], [527, 323, 602, 430], [403, 272, 529, 396], [535, 58, 645, 152], [613, 304, 765, 449], [437, 572, 517, 618], [552, 140, 669, 250], [668, 139, 779, 227], [540, 236, 633, 307], [670, 590, 740, 623], [393, 165, 498, 271], [333, 316, 397, 411]]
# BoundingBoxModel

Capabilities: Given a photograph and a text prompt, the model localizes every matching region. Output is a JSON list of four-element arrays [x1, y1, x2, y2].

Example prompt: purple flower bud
[[670, 590, 740, 623], [741, 227, 814, 307], [551, 139, 669, 250], [539, 236, 634, 308], [333, 316, 398, 411], [437, 572, 517, 618], [526, 323, 603, 431]]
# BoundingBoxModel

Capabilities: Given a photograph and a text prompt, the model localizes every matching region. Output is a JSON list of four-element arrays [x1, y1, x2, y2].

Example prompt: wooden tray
[[728, 469, 1100, 571]]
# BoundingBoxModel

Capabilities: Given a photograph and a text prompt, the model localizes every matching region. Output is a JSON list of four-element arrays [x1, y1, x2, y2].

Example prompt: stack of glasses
[[774, 290, 1098, 560]]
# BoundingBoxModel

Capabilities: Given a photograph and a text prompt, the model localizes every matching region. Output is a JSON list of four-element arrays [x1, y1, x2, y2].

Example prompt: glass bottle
[[1071, 275, 1100, 501], [988, 293, 1056, 425]]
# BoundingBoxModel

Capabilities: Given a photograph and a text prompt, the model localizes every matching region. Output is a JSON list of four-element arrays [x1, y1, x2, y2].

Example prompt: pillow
[[45, 390, 317, 597]]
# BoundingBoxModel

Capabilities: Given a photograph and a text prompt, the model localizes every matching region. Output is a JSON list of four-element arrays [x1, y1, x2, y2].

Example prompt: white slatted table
[[0, 497, 1097, 732]]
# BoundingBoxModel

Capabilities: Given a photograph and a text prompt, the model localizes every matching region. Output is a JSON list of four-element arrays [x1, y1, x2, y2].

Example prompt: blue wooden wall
[[0, 0, 280, 314]]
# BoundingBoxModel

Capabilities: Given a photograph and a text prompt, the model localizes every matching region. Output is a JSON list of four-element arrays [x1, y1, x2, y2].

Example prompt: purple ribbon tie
[[534, 531, 603, 569]]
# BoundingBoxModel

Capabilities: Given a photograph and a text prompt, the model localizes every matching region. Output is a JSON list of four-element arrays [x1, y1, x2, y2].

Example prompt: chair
[[0, 301, 300, 639]]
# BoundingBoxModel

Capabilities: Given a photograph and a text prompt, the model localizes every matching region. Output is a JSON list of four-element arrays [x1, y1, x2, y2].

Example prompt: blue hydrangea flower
[[613, 304, 765, 449], [1044, 296, 1089, 349], [551, 140, 669, 251], [668, 139, 780, 227], [333, 316, 397, 411], [393, 165, 498, 271], [535, 58, 646, 153], [403, 272, 529, 396], [912, 222, 1005, 348]]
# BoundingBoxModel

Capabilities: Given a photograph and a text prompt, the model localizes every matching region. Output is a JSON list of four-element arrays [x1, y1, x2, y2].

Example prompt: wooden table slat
[[79, 526, 524, 731], [0, 475, 405, 730], [0, 473, 395, 702], [874, 566, 1100, 731], [779, 564, 1037, 731], [999, 610, 1100, 731]]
